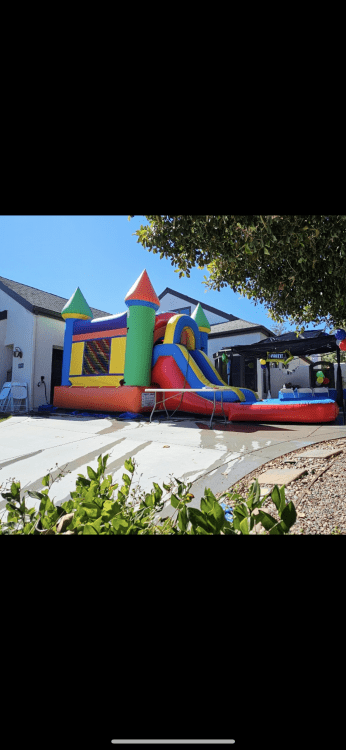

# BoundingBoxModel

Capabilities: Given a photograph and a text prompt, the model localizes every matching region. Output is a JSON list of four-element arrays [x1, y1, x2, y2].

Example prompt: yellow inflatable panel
[[109, 336, 126, 374], [69, 342, 85, 375], [163, 314, 183, 344], [69, 376, 123, 387]]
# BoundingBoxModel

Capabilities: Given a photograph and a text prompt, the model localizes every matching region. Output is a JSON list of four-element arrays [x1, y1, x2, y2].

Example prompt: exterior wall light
[[13, 347, 23, 358]]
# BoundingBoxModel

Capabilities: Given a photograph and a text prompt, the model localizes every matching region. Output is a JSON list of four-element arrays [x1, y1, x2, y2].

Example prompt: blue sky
[[0, 215, 322, 332]]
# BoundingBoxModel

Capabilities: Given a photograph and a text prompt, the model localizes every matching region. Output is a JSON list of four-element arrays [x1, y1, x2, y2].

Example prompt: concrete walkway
[[1, 413, 346, 522]]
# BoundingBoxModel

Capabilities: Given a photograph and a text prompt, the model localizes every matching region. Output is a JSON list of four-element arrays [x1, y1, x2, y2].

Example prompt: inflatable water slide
[[53, 270, 338, 423]]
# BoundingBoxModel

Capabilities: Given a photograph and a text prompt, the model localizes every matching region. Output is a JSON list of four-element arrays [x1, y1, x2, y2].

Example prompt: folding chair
[[0, 382, 12, 413], [9, 382, 29, 414]]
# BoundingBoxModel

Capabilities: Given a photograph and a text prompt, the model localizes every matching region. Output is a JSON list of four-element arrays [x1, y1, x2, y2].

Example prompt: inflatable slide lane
[[151, 342, 257, 418]]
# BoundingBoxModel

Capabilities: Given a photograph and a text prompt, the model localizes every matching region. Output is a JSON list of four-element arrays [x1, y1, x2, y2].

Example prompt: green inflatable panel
[[124, 305, 155, 386]]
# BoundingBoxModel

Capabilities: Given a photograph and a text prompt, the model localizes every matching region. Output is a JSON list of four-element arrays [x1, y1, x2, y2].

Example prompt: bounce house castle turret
[[191, 303, 211, 354], [123, 269, 160, 386], [61, 287, 93, 386]]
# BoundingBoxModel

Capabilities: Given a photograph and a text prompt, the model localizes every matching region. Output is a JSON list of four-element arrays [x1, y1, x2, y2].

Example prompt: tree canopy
[[130, 215, 346, 330]]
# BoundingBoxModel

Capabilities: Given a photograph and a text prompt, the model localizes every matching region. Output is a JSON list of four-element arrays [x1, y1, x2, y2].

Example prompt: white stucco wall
[[159, 293, 229, 326], [0, 289, 66, 410], [268, 364, 310, 398], [264, 362, 346, 399], [0, 289, 35, 406], [32, 315, 65, 410], [0, 319, 13, 387], [339, 363, 346, 389]]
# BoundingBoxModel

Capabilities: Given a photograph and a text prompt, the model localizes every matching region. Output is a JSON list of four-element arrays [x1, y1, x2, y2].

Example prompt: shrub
[[0, 454, 296, 535]]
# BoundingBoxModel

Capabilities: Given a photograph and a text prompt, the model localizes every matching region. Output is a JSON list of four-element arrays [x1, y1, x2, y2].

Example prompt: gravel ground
[[216, 437, 346, 535]]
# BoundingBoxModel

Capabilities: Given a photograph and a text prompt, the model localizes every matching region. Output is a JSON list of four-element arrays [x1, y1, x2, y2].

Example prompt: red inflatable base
[[227, 401, 339, 423]]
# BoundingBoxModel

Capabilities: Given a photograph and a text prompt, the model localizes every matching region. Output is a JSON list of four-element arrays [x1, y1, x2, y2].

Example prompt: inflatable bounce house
[[53, 270, 339, 423]]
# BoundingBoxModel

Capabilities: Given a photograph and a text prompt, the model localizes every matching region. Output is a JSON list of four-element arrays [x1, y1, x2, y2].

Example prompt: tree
[[321, 349, 346, 365], [267, 320, 289, 337], [130, 215, 346, 330]]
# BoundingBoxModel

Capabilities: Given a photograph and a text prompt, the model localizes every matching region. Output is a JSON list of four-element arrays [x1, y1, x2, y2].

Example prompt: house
[[0, 276, 110, 411], [158, 287, 273, 360]]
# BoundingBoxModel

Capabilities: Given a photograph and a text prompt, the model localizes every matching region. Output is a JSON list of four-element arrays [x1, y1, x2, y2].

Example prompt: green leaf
[[39, 495, 56, 515], [76, 476, 90, 487], [212, 502, 226, 532], [2, 492, 16, 501], [122, 473, 131, 485], [170, 494, 180, 509], [268, 521, 286, 535], [78, 502, 102, 519], [5, 501, 17, 512], [124, 458, 134, 473], [90, 517, 105, 533], [279, 485, 286, 508], [256, 510, 280, 532], [280, 501, 297, 530], [87, 466, 97, 481], [239, 516, 250, 534], [144, 493, 156, 507], [178, 505, 188, 532], [187, 507, 211, 532], [24, 522, 35, 534], [233, 503, 249, 521], [100, 477, 112, 493], [27, 491, 46, 501], [81, 523, 98, 535], [152, 482, 163, 498], [42, 474, 50, 487], [7, 511, 19, 523], [200, 494, 214, 513], [203, 514, 219, 534], [204, 488, 217, 504], [111, 517, 129, 532], [40, 515, 53, 530], [11, 482, 20, 497], [271, 485, 286, 515]]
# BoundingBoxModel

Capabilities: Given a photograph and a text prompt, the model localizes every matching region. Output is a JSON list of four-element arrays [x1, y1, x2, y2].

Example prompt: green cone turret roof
[[61, 287, 93, 320], [191, 303, 211, 331]]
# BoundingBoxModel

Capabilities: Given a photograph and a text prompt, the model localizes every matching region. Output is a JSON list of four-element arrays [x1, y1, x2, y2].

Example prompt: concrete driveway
[[1, 412, 346, 522]]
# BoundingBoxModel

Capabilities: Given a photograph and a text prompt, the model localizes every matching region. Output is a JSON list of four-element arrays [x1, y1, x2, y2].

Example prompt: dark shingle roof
[[0, 276, 111, 320], [209, 319, 274, 337]]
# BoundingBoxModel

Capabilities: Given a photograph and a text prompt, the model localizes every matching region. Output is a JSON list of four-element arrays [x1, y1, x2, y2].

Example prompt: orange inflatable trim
[[53, 386, 156, 413]]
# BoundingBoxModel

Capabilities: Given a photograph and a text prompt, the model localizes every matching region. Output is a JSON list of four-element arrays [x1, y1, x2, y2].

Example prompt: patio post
[[336, 346, 345, 423]]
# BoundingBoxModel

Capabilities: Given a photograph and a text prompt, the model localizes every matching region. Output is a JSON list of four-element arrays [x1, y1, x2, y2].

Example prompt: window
[[171, 306, 191, 316], [82, 338, 110, 375]]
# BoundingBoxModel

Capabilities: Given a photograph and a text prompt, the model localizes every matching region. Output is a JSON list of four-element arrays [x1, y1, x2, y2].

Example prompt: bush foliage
[[0, 454, 296, 535]]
